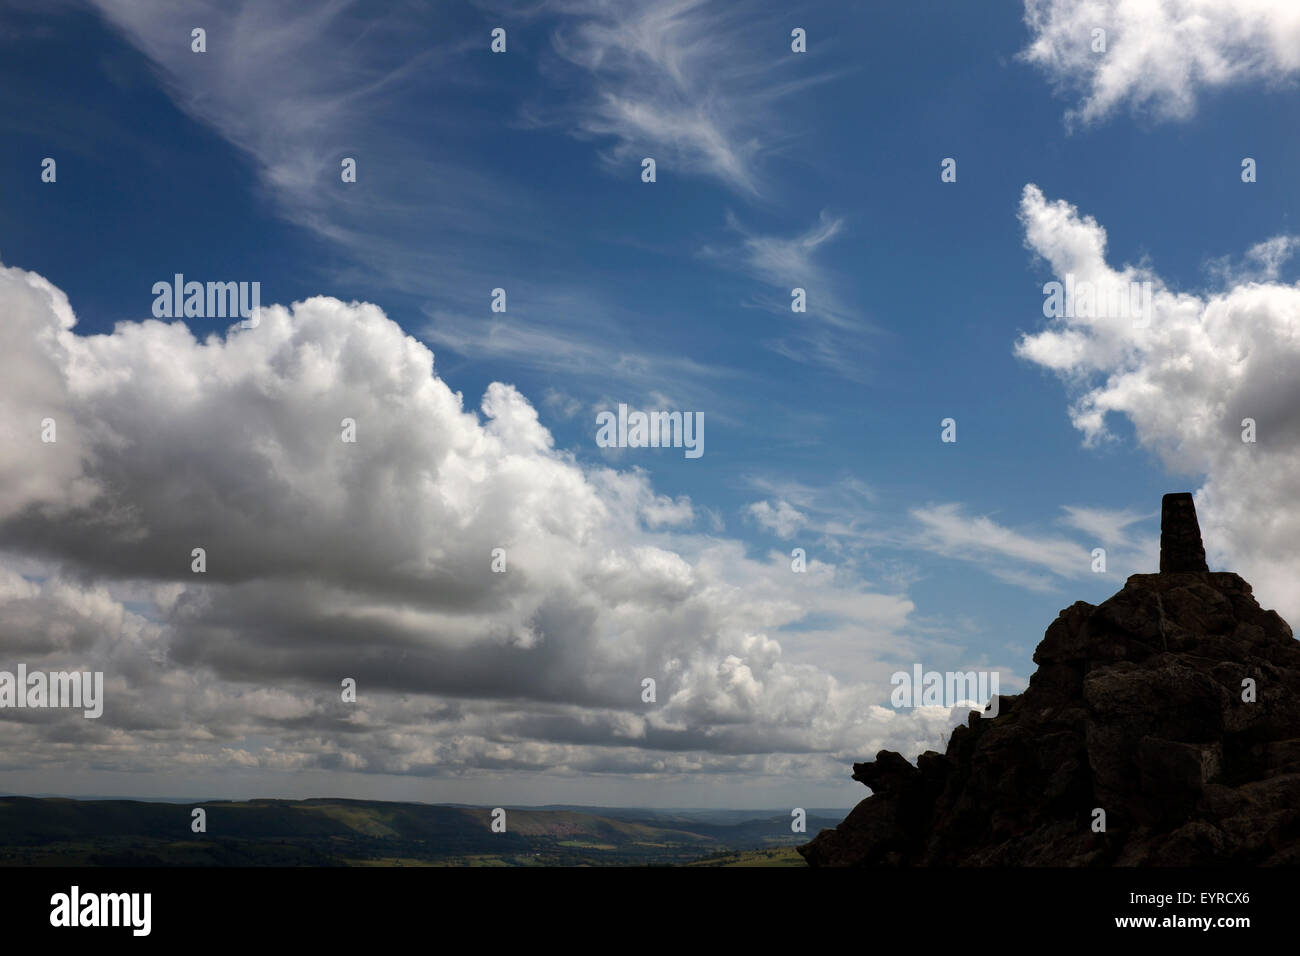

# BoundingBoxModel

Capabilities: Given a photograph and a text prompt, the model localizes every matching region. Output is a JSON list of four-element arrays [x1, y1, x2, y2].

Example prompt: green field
[[686, 847, 807, 867]]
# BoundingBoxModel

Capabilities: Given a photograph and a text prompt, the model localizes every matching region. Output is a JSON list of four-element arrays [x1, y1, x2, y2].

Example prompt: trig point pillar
[[1160, 492, 1208, 573]]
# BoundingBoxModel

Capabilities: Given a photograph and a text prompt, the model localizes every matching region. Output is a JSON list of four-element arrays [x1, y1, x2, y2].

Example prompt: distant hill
[[0, 796, 837, 866]]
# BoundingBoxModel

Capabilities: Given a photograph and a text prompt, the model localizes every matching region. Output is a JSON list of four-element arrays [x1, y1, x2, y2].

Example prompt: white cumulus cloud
[[1020, 0, 1300, 125], [1015, 183, 1300, 624], [0, 260, 955, 801]]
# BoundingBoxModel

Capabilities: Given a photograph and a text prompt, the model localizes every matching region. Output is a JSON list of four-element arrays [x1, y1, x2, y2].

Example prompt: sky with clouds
[[0, 0, 1298, 808]]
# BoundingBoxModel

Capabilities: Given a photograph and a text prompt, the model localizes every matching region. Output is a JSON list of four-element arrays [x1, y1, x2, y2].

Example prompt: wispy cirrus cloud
[[537, 0, 843, 197], [1058, 504, 1155, 550], [740, 484, 1156, 592], [86, 0, 541, 301], [701, 209, 877, 380], [905, 503, 1158, 592], [421, 291, 752, 428], [85, 0, 779, 411], [745, 467, 1157, 595], [909, 504, 1093, 582]]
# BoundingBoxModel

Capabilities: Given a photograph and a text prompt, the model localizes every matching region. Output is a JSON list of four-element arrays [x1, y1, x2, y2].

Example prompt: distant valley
[[0, 796, 840, 866]]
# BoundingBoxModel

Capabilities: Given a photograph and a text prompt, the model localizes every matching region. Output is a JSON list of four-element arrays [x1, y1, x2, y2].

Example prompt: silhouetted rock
[[1160, 492, 1208, 573], [800, 495, 1300, 866]]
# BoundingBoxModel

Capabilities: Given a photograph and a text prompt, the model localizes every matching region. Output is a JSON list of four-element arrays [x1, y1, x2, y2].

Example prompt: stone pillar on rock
[[1160, 492, 1208, 573]]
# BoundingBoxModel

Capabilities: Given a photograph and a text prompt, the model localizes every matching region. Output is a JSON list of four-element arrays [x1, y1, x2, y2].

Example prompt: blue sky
[[1, 0, 1299, 807]]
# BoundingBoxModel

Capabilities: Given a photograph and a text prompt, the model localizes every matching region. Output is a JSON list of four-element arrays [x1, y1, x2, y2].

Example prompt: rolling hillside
[[0, 796, 839, 866]]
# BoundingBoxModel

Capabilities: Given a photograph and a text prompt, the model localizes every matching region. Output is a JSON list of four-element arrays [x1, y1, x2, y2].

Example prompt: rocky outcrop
[[800, 493, 1300, 866]]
